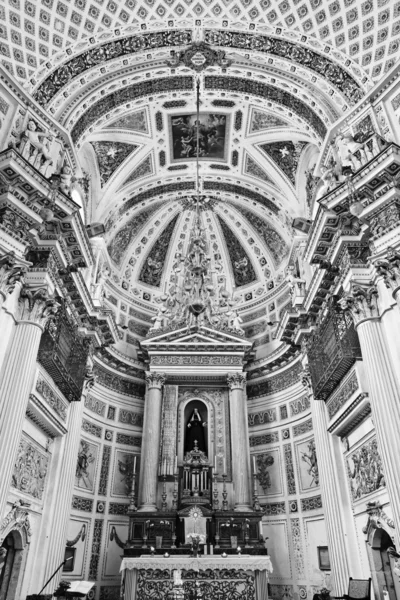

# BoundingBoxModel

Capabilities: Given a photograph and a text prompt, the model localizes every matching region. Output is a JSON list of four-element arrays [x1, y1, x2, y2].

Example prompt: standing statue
[[23, 121, 54, 163]]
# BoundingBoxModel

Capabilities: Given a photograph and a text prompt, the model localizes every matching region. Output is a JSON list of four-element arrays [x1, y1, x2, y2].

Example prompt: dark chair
[[334, 578, 372, 600]]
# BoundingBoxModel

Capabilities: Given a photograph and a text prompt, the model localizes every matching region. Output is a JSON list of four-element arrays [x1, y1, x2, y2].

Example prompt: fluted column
[[40, 387, 87, 592], [138, 372, 166, 512], [340, 282, 400, 547], [302, 369, 359, 594], [0, 257, 26, 376], [227, 372, 252, 511], [0, 286, 59, 519]]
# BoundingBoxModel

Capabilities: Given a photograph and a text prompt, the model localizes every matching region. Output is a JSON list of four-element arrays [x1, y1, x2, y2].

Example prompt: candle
[[133, 456, 137, 473], [253, 455, 256, 473], [223, 457, 227, 474], [214, 455, 217, 470], [175, 455, 178, 473]]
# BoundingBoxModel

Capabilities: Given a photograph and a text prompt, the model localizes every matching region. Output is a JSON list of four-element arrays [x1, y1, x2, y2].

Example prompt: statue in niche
[[185, 408, 207, 454]]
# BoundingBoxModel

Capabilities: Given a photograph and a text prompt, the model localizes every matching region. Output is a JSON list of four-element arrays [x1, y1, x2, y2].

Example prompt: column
[[40, 395, 86, 593], [227, 372, 252, 511], [340, 282, 400, 547], [0, 285, 59, 519], [138, 372, 166, 512], [0, 256, 26, 376], [302, 369, 359, 595]]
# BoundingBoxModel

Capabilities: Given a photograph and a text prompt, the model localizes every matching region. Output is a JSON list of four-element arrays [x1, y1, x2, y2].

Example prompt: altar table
[[120, 555, 273, 600]]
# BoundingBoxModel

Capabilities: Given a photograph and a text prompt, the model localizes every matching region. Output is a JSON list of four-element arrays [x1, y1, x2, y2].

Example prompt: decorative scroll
[[85, 394, 106, 417], [300, 495, 323, 511], [248, 409, 277, 426], [326, 370, 359, 418], [82, 419, 102, 438], [72, 496, 93, 512], [152, 355, 242, 366], [118, 409, 143, 427], [293, 419, 313, 437], [289, 395, 310, 416], [98, 445, 111, 496], [136, 568, 256, 600], [290, 519, 305, 578], [36, 375, 67, 421], [89, 519, 104, 580], [249, 432, 279, 447], [284, 444, 296, 495]]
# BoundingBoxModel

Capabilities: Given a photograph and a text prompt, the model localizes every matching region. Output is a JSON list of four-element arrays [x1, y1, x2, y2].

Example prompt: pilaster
[[340, 281, 400, 546], [301, 367, 360, 594]]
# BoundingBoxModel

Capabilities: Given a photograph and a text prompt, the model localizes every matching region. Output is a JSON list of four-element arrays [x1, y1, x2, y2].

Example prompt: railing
[[307, 303, 362, 401]]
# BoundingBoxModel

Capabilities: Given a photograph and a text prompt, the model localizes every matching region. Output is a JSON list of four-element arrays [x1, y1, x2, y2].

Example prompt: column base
[[234, 504, 253, 512], [137, 504, 158, 512]]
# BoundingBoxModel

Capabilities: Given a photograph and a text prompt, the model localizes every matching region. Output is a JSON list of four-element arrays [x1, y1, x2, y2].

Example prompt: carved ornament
[[18, 286, 60, 328], [145, 371, 166, 389], [227, 372, 247, 390], [0, 500, 32, 546], [375, 247, 400, 297], [339, 282, 380, 326]]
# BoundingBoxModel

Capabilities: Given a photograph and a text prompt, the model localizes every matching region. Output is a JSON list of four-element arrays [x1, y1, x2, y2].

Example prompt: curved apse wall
[[65, 358, 145, 600], [248, 358, 328, 600]]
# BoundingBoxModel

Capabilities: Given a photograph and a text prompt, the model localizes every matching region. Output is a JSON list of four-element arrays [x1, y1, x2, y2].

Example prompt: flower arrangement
[[187, 533, 206, 557], [186, 533, 206, 544]]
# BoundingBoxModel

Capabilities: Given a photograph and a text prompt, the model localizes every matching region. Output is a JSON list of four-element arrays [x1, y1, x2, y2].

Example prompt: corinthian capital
[[338, 281, 379, 326], [0, 252, 26, 297], [18, 286, 61, 329], [375, 246, 400, 295], [227, 372, 247, 390], [145, 371, 166, 390]]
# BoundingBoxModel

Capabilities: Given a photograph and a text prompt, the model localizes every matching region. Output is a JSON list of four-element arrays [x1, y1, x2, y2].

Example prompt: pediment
[[141, 325, 252, 350]]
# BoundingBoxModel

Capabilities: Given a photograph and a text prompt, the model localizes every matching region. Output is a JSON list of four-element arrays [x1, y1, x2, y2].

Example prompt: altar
[[120, 555, 273, 600]]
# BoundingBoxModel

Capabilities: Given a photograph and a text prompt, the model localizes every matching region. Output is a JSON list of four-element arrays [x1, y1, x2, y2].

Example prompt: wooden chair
[[334, 578, 372, 600]]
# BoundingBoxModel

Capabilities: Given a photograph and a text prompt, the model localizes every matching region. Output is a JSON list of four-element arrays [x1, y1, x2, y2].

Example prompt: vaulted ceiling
[[1, 4, 396, 358]]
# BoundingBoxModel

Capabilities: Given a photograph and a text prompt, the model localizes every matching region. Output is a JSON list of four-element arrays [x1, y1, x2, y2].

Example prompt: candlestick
[[222, 473, 228, 511], [172, 472, 179, 511], [162, 475, 168, 512], [212, 468, 219, 510], [129, 472, 137, 511], [253, 472, 261, 512]]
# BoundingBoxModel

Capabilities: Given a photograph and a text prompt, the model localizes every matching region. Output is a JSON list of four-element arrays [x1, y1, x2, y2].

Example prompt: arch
[[178, 395, 216, 464], [184, 399, 209, 455], [0, 502, 32, 600], [364, 502, 399, 600]]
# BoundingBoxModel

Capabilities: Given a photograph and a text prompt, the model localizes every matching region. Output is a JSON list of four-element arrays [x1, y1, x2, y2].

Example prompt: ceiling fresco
[[2, 4, 398, 359]]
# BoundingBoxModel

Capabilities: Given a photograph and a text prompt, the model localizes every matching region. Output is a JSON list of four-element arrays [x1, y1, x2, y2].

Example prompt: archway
[[184, 399, 208, 456], [367, 527, 399, 600], [0, 530, 27, 600]]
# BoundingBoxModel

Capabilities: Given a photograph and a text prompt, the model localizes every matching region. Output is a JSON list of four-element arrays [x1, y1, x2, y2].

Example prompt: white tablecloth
[[120, 555, 273, 573]]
